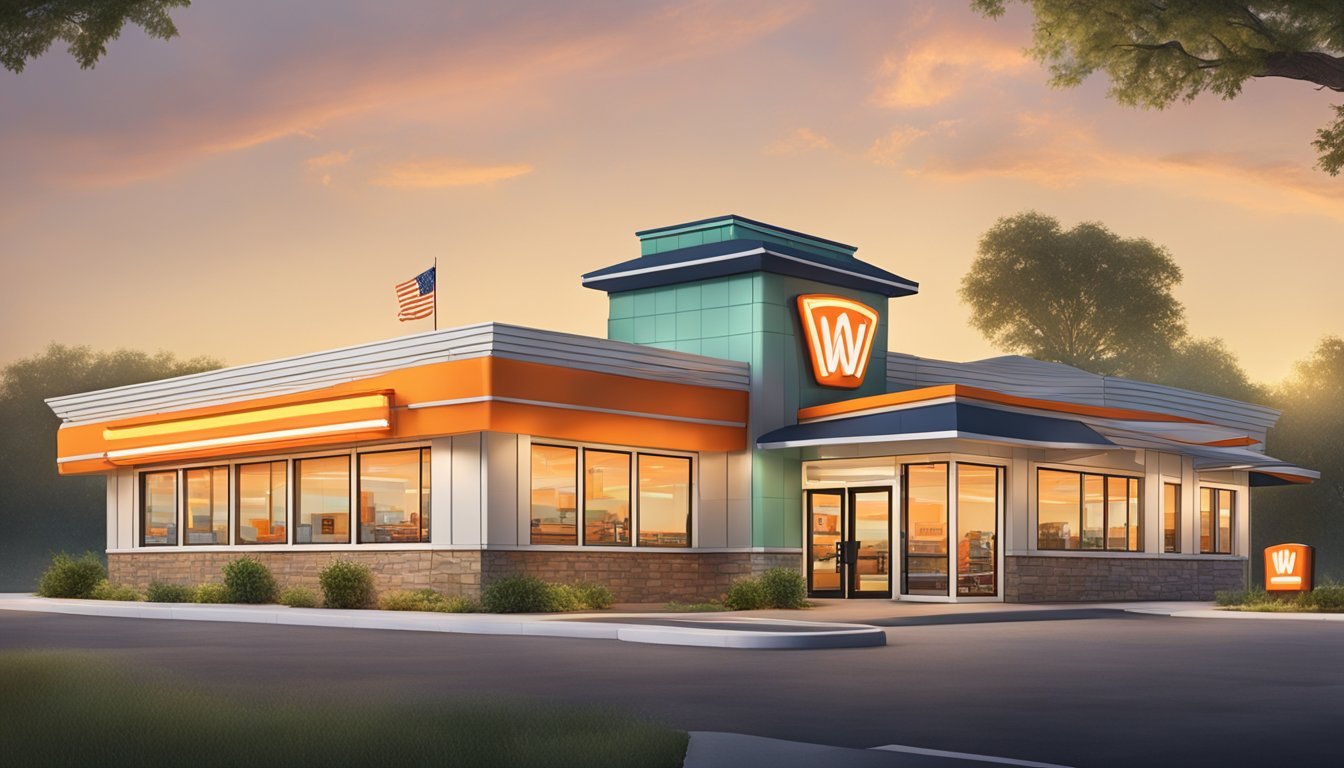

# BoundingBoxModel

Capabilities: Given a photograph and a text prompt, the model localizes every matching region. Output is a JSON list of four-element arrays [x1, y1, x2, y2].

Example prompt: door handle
[[835, 541, 844, 572]]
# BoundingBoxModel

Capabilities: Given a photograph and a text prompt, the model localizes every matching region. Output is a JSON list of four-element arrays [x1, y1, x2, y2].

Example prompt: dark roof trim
[[756, 402, 1112, 449], [583, 240, 919, 298], [634, 214, 857, 251]]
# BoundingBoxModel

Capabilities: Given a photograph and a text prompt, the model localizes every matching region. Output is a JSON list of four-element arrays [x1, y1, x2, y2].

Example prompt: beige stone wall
[[109, 549, 802, 603], [1004, 555, 1246, 602]]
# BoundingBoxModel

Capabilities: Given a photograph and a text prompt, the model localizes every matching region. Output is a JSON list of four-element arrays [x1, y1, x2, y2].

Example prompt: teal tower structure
[[583, 215, 918, 550]]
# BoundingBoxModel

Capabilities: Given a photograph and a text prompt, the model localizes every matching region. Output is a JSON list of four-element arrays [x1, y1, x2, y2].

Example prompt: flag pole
[[433, 257, 438, 331]]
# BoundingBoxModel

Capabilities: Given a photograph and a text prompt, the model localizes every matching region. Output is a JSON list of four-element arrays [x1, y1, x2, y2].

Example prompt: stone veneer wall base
[[109, 550, 803, 604], [1004, 555, 1247, 602]]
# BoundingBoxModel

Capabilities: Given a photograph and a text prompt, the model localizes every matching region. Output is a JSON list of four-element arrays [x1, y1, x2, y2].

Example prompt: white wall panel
[[450, 433, 482, 546], [484, 432, 518, 546]]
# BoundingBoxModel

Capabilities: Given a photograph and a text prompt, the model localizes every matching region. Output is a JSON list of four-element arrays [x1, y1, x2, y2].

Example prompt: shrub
[[36, 552, 106, 599], [146, 582, 195, 603], [1299, 584, 1344, 611], [378, 588, 478, 613], [722, 578, 766, 611], [89, 580, 140, 601], [192, 583, 229, 604], [573, 583, 615, 610], [222, 556, 278, 604], [318, 560, 374, 609], [279, 587, 320, 608], [759, 567, 808, 609], [482, 575, 555, 613]]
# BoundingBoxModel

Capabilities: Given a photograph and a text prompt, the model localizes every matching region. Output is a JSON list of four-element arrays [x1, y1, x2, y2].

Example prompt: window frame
[[582, 448, 633, 547], [1163, 481, 1181, 554], [235, 460, 289, 546], [1034, 466, 1144, 553], [292, 453, 353, 546], [527, 440, 697, 550], [635, 452, 694, 549], [1199, 486, 1236, 555], [355, 447, 432, 545], [139, 469, 180, 548], [182, 465, 230, 546]]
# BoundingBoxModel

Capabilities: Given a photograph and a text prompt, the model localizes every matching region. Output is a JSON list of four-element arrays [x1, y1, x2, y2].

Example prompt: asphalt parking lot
[[3, 608, 1341, 767]]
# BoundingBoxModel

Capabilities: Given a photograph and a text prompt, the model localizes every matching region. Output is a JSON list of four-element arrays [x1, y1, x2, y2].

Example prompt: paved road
[[3, 608, 1341, 767]]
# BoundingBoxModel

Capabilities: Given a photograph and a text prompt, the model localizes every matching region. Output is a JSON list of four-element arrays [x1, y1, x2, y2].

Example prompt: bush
[[192, 583, 229, 604], [481, 575, 555, 613], [573, 583, 615, 610], [318, 560, 374, 609], [89, 581, 140, 601], [722, 578, 766, 611], [379, 588, 478, 613], [279, 587, 320, 608], [759, 567, 808, 609], [146, 582, 195, 603], [222, 556, 278, 604], [36, 552, 106, 599], [1298, 584, 1344, 611]]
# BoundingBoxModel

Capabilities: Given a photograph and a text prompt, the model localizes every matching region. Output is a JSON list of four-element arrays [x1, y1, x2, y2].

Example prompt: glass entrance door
[[849, 488, 892, 598], [807, 490, 844, 597], [806, 488, 892, 598]]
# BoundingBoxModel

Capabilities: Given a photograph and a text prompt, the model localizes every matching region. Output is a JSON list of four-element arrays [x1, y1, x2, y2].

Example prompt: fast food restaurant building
[[48, 216, 1318, 603]]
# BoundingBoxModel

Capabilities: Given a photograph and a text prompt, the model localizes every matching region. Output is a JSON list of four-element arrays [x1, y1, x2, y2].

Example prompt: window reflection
[[637, 454, 691, 547], [295, 455, 350, 544], [141, 471, 177, 546], [957, 464, 999, 597], [358, 449, 430, 543], [531, 445, 577, 545], [1037, 469, 1141, 552], [184, 466, 228, 545], [1163, 483, 1180, 553], [584, 450, 630, 546], [1200, 487, 1235, 554], [237, 461, 287, 544], [903, 463, 948, 596], [1037, 469, 1079, 550]]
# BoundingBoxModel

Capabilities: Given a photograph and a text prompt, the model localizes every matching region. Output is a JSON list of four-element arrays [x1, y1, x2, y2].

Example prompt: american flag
[[395, 267, 436, 322]]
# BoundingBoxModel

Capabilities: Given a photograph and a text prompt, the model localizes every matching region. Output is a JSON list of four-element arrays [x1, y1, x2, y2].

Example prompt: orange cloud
[[32, 1, 809, 189], [763, 128, 832, 155], [306, 150, 352, 169], [905, 111, 1344, 219], [872, 32, 1030, 109], [370, 160, 534, 189], [865, 126, 928, 166]]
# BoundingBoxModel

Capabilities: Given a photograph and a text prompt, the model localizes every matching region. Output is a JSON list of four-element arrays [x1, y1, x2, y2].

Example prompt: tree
[[0, 0, 189, 73], [973, 1, 1344, 174], [1148, 336, 1263, 401], [1253, 336, 1344, 583], [0, 344, 220, 591], [960, 211, 1186, 377]]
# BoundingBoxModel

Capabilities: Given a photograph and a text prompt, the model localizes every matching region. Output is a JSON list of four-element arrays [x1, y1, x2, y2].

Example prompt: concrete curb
[[0, 595, 885, 650], [1123, 606, 1344, 622]]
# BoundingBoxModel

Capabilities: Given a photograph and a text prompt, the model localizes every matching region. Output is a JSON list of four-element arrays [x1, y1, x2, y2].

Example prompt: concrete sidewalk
[[0, 594, 885, 650], [684, 732, 1074, 768]]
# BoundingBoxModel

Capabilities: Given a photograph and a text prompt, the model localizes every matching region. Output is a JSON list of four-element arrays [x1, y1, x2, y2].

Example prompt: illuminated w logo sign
[[798, 295, 879, 389], [1272, 548, 1297, 576]]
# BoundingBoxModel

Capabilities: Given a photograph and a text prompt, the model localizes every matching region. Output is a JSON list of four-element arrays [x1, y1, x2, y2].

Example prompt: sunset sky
[[2, 0, 1341, 386]]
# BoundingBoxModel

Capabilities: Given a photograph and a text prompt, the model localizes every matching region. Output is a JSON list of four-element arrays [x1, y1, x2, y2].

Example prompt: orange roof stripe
[[798, 383, 1208, 425]]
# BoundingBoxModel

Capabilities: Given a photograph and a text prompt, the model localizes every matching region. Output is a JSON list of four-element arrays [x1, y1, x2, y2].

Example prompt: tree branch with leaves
[[0, 0, 189, 73], [973, 1, 1344, 174]]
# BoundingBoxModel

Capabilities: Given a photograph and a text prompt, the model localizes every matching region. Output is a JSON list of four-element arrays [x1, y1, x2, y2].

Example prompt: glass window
[[903, 463, 948, 596], [358, 449, 430, 543], [957, 464, 1000, 597], [295, 455, 350, 544], [1201, 487, 1235, 555], [141, 471, 177, 546], [531, 445, 577, 545], [184, 466, 228, 545], [1036, 468, 1141, 552], [1163, 483, 1180, 553], [237, 461, 287, 544], [637, 454, 691, 547], [1036, 469, 1079, 550], [584, 450, 631, 546]]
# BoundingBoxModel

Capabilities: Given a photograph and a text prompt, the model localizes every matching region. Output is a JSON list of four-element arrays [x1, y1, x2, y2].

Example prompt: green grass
[[1215, 584, 1344, 613], [0, 651, 688, 767], [664, 601, 729, 612]]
